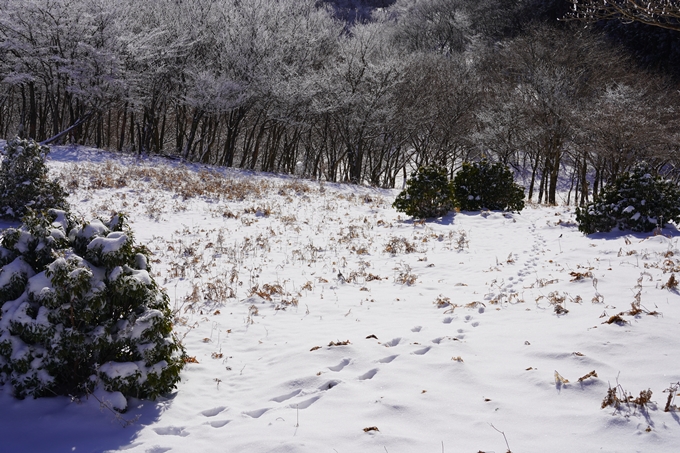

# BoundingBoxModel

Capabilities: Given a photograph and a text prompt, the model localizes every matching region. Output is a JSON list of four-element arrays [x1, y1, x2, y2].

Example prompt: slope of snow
[[1, 146, 679, 453]]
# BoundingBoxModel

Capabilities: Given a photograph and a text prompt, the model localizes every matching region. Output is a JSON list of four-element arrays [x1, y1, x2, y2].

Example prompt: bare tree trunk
[[118, 103, 128, 152], [40, 112, 92, 146]]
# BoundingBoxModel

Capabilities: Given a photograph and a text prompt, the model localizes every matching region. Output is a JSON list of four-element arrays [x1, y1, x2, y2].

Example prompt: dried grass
[[58, 160, 274, 202], [602, 383, 653, 413], [384, 236, 418, 254]]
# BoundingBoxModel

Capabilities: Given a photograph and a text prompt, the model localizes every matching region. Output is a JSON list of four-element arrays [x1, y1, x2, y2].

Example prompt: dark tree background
[[0, 0, 678, 204]]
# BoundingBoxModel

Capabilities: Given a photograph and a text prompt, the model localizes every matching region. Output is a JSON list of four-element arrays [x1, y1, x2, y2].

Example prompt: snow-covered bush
[[0, 210, 185, 406], [0, 137, 69, 219], [576, 162, 680, 234], [452, 159, 525, 212], [393, 164, 455, 219]]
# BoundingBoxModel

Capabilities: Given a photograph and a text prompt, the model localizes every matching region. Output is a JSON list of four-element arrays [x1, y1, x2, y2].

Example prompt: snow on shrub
[[0, 137, 69, 219], [452, 159, 525, 212], [0, 210, 185, 407], [576, 162, 680, 234], [393, 164, 455, 219]]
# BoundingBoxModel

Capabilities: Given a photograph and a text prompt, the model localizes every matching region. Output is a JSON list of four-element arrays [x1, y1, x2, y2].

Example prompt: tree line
[[1, 0, 679, 205]]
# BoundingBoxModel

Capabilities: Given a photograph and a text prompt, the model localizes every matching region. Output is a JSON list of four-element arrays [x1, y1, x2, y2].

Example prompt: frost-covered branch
[[567, 0, 680, 31]]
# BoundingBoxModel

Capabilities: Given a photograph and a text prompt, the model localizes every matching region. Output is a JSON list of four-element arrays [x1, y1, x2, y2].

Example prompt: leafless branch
[[566, 0, 680, 32]]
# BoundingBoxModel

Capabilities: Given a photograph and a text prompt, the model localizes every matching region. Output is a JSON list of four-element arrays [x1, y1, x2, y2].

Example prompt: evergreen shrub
[[452, 159, 525, 212], [0, 137, 69, 219], [576, 162, 680, 234], [0, 210, 185, 407], [393, 164, 455, 219]]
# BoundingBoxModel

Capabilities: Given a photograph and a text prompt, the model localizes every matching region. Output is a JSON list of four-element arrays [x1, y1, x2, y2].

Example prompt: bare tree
[[389, 0, 471, 55], [577, 76, 680, 194], [394, 52, 479, 173], [0, 0, 125, 143], [477, 25, 632, 205], [311, 20, 406, 184], [567, 0, 680, 31]]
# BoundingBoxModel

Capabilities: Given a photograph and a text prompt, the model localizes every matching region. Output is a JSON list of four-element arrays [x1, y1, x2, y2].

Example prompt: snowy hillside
[[1, 145, 680, 453]]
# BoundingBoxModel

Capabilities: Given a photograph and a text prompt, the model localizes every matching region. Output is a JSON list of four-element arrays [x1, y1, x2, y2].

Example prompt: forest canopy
[[0, 0, 679, 205]]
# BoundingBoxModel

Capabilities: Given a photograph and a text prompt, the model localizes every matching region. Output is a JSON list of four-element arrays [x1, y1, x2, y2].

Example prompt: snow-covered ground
[[2, 145, 680, 453]]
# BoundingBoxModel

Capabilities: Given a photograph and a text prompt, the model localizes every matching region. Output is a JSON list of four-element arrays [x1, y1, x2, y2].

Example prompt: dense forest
[[1, 0, 679, 205]]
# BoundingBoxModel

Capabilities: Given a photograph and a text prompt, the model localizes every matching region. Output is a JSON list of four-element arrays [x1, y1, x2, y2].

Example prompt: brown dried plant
[[662, 274, 678, 291], [59, 160, 269, 202], [569, 270, 593, 281], [395, 264, 418, 286], [577, 370, 598, 382], [434, 295, 452, 308], [663, 382, 680, 412], [384, 236, 418, 254], [602, 314, 628, 325], [602, 383, 653, 413]]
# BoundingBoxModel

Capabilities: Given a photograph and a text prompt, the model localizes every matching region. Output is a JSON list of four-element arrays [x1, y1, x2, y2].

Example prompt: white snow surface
[[79, 219, 109, 240], [87, 232, 128, 255], [99, 361, 140, 380], [26, 271, 53, 300], [0, 145, 679, 452], [0, 256, 35, 288]]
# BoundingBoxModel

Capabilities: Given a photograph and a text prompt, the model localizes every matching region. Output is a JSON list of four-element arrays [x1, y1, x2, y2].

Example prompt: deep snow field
[[1, 144, 680, 453]]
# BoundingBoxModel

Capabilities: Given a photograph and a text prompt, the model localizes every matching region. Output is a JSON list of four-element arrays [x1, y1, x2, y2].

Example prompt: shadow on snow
[[586, 224, 680, 241], [0, 389, 173, 452]]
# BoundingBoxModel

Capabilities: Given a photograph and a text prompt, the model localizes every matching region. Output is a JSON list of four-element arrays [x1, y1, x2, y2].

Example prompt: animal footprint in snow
[[464, 315, 472, 322], [294, 396, 321, 409], [358, 369, 379, 380], [443, 317, 453, 324], [431, 337, 443, 344], [377, 354, 398, 364], [472, 322, 479, 327], [318, 380, 341, 391], [271, 389, 302, 403], [243, 408, 270, 419], [411, 326, 422, 332], [328, 358, 350, 372], [201, 406, 228, 417], [412, 346, 431, 355], [208, 420, 230, 428], [383, 337, 401, 347], [147, 448, 171, 453], [153, 426, 189, 437]]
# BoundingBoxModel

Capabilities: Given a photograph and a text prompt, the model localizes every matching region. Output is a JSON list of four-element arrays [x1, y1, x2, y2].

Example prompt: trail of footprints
[[514, 222, 548, 285], [146, 222, 550, 449], [151, 312, 487, 446], [151, 404, 232, 442], [161, 223, 550, 441], [150, 274, 512, 449], [488, 219, 547, 296], [152, 225, 552, 443], [239, 312, 488, 423]]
